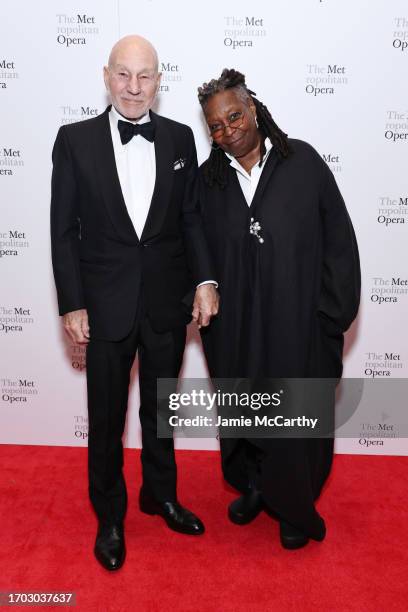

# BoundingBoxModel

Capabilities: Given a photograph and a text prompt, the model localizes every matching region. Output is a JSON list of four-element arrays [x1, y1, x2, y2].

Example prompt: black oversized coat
[[199, 139, 361, 538]]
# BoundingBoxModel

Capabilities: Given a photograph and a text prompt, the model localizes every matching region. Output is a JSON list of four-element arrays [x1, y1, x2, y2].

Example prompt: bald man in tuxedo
[[51, 35, 218, 570]]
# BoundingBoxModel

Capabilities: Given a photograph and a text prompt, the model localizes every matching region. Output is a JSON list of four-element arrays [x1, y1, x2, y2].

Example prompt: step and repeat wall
[[1, 0, 407, 454]]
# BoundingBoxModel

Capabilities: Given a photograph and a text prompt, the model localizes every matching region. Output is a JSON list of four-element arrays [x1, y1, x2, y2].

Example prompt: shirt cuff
[[196, 280, 218, 289]]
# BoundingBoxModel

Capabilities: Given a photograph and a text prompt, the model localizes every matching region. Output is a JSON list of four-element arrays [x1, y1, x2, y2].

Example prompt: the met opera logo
[[392, 16, 408, 51], [364, 351, 403, 379], [0, 230, 29, 258], [60, 105, 99, 125], [0, 59, 18, 89], [384, 110, 408, 142], [322, 153, 342, 174], [1, 377, 38, 404], [223, 16, 267, 49], [370, 277, 408, 305], [159, 62, 182, 93], [377, 196, 408, 227], [0, 306, 34, 334], [71, 345, 86, 372], [74, 415, 88, 440], [0, 148, 24, 176], [56, 13, 99, 47], [305, 64, 348, 96]]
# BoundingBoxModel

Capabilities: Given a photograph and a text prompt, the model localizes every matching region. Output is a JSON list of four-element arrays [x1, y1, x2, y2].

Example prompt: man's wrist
[[196, 280, 218, 289]]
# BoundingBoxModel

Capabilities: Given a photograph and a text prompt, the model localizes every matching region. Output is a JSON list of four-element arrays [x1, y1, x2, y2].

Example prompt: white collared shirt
[[109, 105, 155, 239], [225, 137, 273, 205]]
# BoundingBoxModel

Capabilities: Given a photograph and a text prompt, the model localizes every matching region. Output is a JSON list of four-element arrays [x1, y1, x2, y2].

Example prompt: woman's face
[[204, 89, 260, 159]]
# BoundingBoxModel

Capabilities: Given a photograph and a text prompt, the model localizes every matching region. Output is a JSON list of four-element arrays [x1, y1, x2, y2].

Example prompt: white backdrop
[[1, 0, 407, 455]]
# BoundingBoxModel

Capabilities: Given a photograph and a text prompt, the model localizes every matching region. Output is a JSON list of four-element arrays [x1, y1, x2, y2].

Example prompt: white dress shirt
[[109, 105, 155, 239], [225, 137, 273, 205]]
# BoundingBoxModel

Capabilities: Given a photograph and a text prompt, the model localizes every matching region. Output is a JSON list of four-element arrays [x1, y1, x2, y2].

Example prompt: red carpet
[[0, 446, 407, 612]]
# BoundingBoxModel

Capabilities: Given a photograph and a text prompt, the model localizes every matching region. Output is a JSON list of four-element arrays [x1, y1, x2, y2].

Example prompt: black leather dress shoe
[[139, 491, 204, 535], [279, 521, 309, 550], [94, 523, 126, 571], [228, 489, 263, 525]]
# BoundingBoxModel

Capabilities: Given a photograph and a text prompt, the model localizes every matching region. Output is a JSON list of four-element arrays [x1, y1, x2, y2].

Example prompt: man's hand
[[192, 284, 219, 329], [63, 308, 90, 344]]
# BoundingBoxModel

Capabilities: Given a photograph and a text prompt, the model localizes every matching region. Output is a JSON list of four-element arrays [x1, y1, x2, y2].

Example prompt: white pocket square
[[173, 158, 187, 170]]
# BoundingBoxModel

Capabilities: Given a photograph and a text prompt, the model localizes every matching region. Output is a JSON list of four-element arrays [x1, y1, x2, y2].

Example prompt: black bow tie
[[117, 119, 156, 144]]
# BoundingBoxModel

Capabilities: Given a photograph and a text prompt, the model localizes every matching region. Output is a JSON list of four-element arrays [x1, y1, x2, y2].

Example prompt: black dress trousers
[[86, 314, 186, 524]]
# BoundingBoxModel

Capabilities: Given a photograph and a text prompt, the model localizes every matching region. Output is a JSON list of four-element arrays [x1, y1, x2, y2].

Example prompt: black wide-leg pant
[[86, 316, 186, 524], [220, 436, 333, 540]]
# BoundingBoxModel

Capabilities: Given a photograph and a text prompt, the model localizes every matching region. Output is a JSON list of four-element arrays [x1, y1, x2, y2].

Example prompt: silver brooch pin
[[173, 158, 187, 171], [250, 218, 264, 244]]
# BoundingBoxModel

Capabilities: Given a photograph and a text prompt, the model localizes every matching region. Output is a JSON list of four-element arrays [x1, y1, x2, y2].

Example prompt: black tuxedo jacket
[[51, 106, 214, 341]]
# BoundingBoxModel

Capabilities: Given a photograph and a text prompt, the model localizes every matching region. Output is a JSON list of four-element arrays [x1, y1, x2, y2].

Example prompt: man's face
[[104, 44, 161, 120]]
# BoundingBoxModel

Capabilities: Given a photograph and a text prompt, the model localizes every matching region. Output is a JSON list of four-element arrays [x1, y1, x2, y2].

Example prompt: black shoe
[[94, 523, 126, 571], [279, 521, 309, 550], [228, 489, 263, 525], [311, 516, 327, 542], [139, 491, 205, 535]]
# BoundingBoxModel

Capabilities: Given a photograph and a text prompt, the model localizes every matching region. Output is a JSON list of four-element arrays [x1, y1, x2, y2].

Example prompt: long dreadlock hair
[[198, 68, 291, 188]]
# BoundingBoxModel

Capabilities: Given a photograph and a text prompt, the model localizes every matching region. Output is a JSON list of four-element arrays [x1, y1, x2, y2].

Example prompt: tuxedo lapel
[[93, 107, 139, 244], [140, 112, 174, 243]]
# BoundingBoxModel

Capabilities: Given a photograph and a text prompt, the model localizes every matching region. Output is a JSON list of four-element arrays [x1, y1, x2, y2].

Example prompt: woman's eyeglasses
[[208, 111, 245, 138]]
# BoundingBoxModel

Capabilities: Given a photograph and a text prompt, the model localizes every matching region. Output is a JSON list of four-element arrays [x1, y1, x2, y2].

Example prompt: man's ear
[[156, 72, 162, 94], [103, 65, 109, 90]]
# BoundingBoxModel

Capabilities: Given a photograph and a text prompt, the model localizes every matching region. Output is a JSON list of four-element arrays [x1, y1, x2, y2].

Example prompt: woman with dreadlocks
[[197, 69, 360, 549]]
